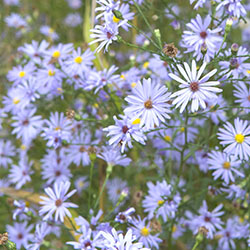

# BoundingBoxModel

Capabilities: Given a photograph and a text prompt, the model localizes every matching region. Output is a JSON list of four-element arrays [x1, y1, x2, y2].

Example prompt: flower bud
[[231, 43, 239, 55]]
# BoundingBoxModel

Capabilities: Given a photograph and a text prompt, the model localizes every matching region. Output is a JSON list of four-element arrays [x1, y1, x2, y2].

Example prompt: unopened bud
[[231, 43, 239, 55], [225, 18, 233, 34]]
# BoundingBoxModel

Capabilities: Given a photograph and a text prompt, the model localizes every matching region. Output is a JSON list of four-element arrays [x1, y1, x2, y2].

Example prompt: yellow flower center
[[157, 200, 164, 205], [78, 181, 85, 188], [13, 98, 20, 104], [48, 28, 54, 34], [57, 88, 63, 94], [132, 118, 141, 125], [140, 227, 150, 236], [235, 133, 244, 143], [180, 127, 185, 132], [164, 135, 171, 142], [25, 201, 30, 207], [172, 225, 177, 233], [247, 70, 250, 74], [18, 71, 26, 78], [20, 144, 26, 150], [131, 82, 137, 88], [55, 126, 61, 131], [223, 161, 231, 169], [52, 50, 60, 58], [113, 15, 120, 23], [74, 56, 83, 64], [143, 61, 149, 69], [48, 69, 55, 76], [120, 74, 125, 80]]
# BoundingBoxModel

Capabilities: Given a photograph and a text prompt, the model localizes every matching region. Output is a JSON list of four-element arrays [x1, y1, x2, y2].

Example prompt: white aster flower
[[169, 60, 222, 113]]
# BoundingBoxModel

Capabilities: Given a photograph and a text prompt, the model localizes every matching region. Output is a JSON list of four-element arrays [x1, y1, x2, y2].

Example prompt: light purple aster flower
[[89, 22, 120, 53], [8, 158, 33, 189], [42, 112, 73, 148], [216, 0, 247, 18], [64, 13, 82, 27], [182, 15, 222, 61], [4, 0, 19, 6], [66, 0, 82, 9], [5, 13, 27, 28], [0, 140, 15, 168], [86, 65, 120, 93], [64, 48, 95, 78], [115, 207, 135, 224], [124, 78, 172, 129], [7, 62, 36, 86], [190, 0, 207, 9], [216, 218, 239, 250], [97, 146, 132, 167], [130, 216, 162, 249], [169, 60, 222, 113], [217, 118, 250, 160], [104, 115, 146, 153], [142, 180, 181, 222], [208, 150, 244, 184], [18, 40, 49, 64], [190, 200, 224, 239], [40, 25, 59, 41], [39, 181, 78, 222], [219, 46, 250, 79], [12, 200, 29, 220], [75, 176, 89, 195], [27, 222, 50, 250], [233, 82, 250, 113], [7, 222, 33, 249], [11, 108, 43, 143], [95, 0, 120, 20]]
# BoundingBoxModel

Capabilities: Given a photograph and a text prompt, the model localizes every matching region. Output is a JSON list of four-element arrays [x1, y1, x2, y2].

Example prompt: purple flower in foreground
[[124, 78, 172, 129], [39, 181, 78, 222], [216, 0, 247, 18]]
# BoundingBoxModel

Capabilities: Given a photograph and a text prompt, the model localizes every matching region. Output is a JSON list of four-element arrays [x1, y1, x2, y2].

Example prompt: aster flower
[[11, 108, 43, 143], [190, 0, 207, 9], [188, 200, 224, 239], [216, 218, 239, 250], [115, 207, 135, 224], [219, 46, 250, 79], [12, 200, 29, 220], [40, 25, 59, 41], [7, 222, 33, 249], [7, 62, 36, 86], [64, 13, 82, 27], [208, 150, 244, 184], [233, 82, 250, 113], [39, 181, 78, 222], [75, 176, 89, 195], [0, 140, 15, 168], [95, 0, 120, 20], [107, 177, 128, 205], [97, 228, 149, 250], [8, 159, 33, 189], [124, 78, 172, 129], [217, 118, 250, 160], [5, 13, 27, 28], [169, 60, 222, 113], [216, 0, 247, 18], [64, 48, 95, 78], [130, 216, 162, 249], [18, 40, 49, 64], [66, 0, 82, 9], [86, 65, 120, 93], [182, 15, 222, 61], [142, 180, 181, 222], [97, 146, 132, 167], [4, 0, 20, 6], [42, 112, 73, 148], [104, 115, 146, 153], [27, 222, 50, 250], [89, 22, 119, 53]]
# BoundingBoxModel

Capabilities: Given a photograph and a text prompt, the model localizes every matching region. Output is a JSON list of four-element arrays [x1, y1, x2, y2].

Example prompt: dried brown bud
[[150, 219, 162, 233], [198, 226, 209, 236], [0, 232, 8, 245], [133, 190, 143, 204], [66, 109, 75, 120], [163, 43, 178, 58]]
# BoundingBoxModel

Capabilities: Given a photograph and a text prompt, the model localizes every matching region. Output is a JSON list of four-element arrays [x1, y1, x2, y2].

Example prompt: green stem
[[88, 159, 95, 213]]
